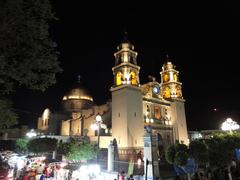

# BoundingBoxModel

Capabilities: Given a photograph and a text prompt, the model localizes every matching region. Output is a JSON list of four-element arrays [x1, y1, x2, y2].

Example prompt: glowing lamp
[[221, 118, 240, 133]]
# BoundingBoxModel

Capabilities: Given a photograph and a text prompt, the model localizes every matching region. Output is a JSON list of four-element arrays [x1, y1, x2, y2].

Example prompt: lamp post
[[95, 114, 102, 155], [221, 117, 240, 134], [91, 114, 106, 163]]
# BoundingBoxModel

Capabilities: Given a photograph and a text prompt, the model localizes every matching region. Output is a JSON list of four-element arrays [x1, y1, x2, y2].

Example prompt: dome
[[62, 86, 94, 112], [63, 87, 93, 102]]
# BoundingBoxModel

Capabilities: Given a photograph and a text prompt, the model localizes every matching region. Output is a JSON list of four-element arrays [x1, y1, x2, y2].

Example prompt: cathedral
[[37, 38, 188, 150]]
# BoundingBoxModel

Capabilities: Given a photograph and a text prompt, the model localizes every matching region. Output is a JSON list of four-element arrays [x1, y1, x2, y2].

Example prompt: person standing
[[118, 171, 125, 180]]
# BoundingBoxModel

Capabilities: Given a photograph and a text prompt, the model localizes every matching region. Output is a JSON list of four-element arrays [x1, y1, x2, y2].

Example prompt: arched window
[[163, 74, 169, 82], [174, 74, 178, 81], [116, 71, 122, 86], [164, 87, 171, 98], [146, 105, 150, 117], [130, 71, 138, 85], [176, 86, 182, 97]]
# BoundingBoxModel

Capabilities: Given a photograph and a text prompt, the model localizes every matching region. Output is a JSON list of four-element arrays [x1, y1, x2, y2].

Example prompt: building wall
[[60, 103, 111, 137], [171, 99, 189, 144], [61, 120, 70, 135], [37, 117, 49, 131], [111, 86, 144, 148]]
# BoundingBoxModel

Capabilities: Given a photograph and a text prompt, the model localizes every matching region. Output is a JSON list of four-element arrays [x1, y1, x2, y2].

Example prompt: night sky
[[8, 1, 240, 130]]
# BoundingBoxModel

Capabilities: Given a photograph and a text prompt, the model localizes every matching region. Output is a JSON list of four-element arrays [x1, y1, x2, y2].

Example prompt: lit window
[[130, 71, 138, 85], [116, 72, 122, 86], [154, 106, 161, 119], [174, 74, 178, 81], [163, 74, 169, 82], [164, 87, 171, 98]]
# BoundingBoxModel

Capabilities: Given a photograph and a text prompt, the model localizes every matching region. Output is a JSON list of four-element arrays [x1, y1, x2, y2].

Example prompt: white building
[[37, 38, 189, 151]]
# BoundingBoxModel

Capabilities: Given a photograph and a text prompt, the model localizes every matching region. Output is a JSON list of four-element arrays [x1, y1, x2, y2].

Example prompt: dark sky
[[8, 1, 240, 130]]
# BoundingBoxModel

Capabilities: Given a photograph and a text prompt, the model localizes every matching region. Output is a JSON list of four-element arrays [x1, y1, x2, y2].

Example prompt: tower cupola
[[112, 34, 140, 87], [160, 55, 183, 99]]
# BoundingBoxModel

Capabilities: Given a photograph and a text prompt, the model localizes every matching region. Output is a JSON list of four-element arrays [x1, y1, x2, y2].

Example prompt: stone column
[[108, 141, 114, 171], [144, 126, 160, 180]]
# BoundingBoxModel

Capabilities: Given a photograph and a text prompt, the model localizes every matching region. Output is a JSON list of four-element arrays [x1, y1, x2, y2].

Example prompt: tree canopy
[[27, 137, 58, 153], [165, 143, 189, 166], [189, 140, 208, 168], [206, 133, 240, 168], [0, 0, 62, 131], [59, 139, 97, 162], [15, 138, 29, 153], [0, 0, 62, 93], [0, 99, 18, 133]]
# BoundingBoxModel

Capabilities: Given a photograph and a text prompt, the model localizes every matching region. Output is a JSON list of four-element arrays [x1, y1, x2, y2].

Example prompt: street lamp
[[26, 129, 37, 138], [96, 114, 102, 154], [221, 117, 240, 134], [90, 114, 106, 162]]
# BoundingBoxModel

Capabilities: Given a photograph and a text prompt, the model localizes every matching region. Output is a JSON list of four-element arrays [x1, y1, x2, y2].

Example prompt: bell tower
[[111, 35, 144, 148], [160, 55, 188, 144], [112, 34, 140, 87], [160, 55, 183, 99]]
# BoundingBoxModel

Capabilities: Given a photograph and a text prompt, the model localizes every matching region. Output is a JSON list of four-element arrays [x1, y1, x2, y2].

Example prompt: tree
[[0, 99, 18, 133], [27, 137, 58, 154], [165, 145, 175, 164], [175, 151, 189, 166], [15, 138, 29, 153], [59, 139, 97, 162], [165, 143, 190, 179], [165, 143, 189, 165], [0, 0, 62, 130], [0, 0, 62, 93], [189, 140, 208, 168], [206, 133, 240, 180]]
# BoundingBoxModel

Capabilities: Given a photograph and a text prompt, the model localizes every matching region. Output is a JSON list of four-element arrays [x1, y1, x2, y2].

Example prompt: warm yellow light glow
[[164, 87, 171, 98], [123, 52, 128, 62], [63, 95, 93, 101], [42, 108, 50, 121], [91, 124, 98, 130], [105, 129, 109, 134], [100, 124, 107, 129], [163, 74, 169, 82], [116, 71, 122, 86], [154, 107, 161, 119], [176, 87, 182, 97], [146, 118, 150, 123], [174, 74, 178, 81], [131, 71, 138, 85]]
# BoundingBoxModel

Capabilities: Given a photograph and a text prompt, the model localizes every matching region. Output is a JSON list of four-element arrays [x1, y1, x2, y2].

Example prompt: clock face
[[153, 85, 160, 94]]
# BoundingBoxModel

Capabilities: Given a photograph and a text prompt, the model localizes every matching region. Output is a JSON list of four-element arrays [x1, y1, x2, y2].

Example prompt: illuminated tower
[[111, 36, 144, 148], [112, 36, 140, 87], [160, 55, 188, 144], [160, 55, 183, 99]]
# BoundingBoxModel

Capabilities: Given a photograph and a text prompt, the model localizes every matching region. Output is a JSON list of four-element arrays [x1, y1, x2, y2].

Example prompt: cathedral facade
[[37, 39, 188, 149]]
